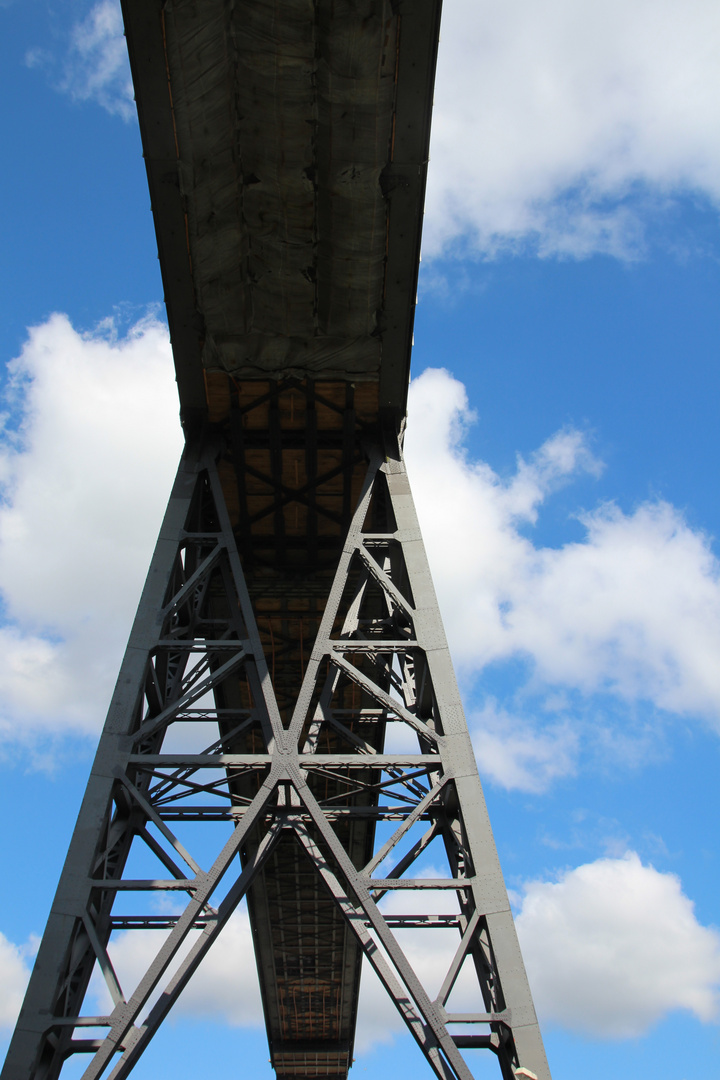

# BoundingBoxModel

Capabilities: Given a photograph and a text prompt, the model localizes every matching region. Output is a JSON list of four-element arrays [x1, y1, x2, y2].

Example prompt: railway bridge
[[2, 3, 551, 1080]]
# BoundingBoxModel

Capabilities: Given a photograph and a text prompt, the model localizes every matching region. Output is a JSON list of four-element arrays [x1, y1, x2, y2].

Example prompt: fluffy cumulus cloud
[[26, 0, 720, 256], [27, 0, 134, 121], [63, 0, 134, 119], [471, 701, 579, 794], [3, 339, 720, 784], [516, 852, 720, 1037], [425, 0, 720, 257], [362, 853, 720, 1043], [0, 312, 181, 742], [405, 367, 720, 788], [359, 852, 720, 1045], [406, 370, 720, 704]]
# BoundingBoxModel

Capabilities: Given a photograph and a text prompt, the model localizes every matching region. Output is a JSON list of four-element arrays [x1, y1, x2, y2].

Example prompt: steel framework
[[3, 430, 550, 1080], [4, 0, 552, 1075]]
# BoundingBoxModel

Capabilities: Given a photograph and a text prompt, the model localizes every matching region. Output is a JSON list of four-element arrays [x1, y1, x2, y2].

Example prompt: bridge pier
[[3, 393, 550, 1080]]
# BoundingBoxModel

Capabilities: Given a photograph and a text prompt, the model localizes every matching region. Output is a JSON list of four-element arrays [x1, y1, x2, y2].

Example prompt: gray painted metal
[[2, 438, 551, 1080], [3, 4, 553, 1074]]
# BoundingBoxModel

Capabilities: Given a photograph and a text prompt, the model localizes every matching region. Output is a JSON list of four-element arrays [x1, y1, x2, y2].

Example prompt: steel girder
[[2, 436, 550, 1080]]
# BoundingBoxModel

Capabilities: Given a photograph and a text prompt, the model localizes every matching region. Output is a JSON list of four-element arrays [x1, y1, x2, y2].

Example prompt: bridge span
[[2, 4, 551, 1080]]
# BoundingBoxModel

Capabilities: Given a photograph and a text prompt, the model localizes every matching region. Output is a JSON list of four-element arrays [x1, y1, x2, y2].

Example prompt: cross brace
[[3, 427, 551, 1080]]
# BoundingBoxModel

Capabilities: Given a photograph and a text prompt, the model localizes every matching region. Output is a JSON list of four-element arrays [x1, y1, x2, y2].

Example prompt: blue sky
[[2, 2, 720, 1078]]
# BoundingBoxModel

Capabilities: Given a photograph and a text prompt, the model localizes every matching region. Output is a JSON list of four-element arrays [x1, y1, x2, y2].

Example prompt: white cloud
[[29, 0, 720, 256], [472, 702, 579, 794], [516, 852, 720, 1037], [406, 368, 720, 744], [91, 910, 263, 1028], [24, 0, 720, 255], [64, 1, 134, 119], [2, 342, 719, 783], [425, 0, 720, 258], [0, 312, 181, 741], [0, 932, 36, 1030], [510, 502, 720, 716], [27, 0, 134, 121]]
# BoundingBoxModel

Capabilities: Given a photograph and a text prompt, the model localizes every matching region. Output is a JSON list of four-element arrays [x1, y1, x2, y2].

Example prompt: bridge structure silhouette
[[3, 2, 551, 1079]]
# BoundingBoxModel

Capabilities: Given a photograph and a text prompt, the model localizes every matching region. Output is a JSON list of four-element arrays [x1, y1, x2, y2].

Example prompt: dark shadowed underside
[[122, 1, 440, 1075]]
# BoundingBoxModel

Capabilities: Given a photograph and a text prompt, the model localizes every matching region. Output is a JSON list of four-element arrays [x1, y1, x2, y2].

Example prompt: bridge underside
[[209, 376, 381, 1077], [2, 3, 552, 1080], [125, 0, 438, 426], [122, 1, 440, 1070]]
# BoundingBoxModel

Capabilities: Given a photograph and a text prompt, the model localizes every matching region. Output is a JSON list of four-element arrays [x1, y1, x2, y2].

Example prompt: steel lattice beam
[[3, 435, 550, 1080]]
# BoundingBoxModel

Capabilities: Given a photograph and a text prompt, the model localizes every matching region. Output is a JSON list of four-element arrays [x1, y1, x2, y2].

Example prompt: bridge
[[2, 3, 551, 1080]]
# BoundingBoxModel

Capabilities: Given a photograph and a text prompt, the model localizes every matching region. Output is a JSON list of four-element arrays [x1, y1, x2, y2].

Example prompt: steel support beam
[[3, 436, 550, 1080]]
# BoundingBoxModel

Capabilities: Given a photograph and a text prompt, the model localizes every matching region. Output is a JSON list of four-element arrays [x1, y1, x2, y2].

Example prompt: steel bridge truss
[[5, 436, 548, 1080]]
